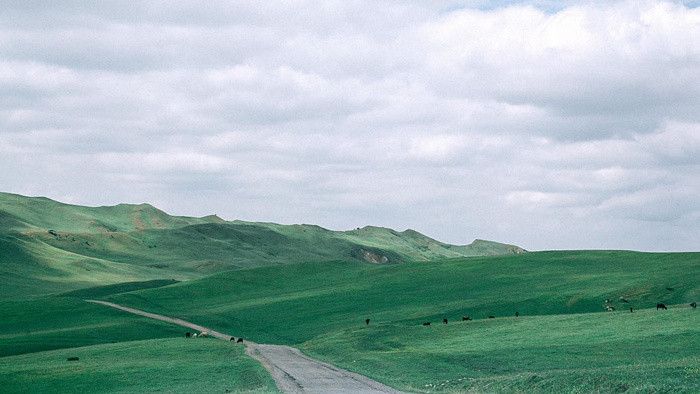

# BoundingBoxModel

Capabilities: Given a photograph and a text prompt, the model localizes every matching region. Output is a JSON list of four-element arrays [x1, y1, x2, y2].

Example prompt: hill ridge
[[0, 192, 525, 298]]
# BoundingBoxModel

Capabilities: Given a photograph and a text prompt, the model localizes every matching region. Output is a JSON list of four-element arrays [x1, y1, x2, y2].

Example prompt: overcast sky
[[2, 1, 699, 251]]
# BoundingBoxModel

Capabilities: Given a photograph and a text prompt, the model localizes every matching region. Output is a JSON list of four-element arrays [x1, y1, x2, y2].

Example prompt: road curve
[[86, 300, 402, 393]]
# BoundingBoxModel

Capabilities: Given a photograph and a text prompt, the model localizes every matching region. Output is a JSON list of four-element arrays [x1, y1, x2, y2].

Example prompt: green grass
[[102, 251, 699, 346], [0, 338, 278, 393], [301, 308, 700, 393], [0, 296, 189, 357], [1, 192, 523, 299]]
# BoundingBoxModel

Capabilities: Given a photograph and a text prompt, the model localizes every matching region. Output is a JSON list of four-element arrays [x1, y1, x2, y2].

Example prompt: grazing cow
[[605, 299, 612, 303], [236, 338, 243, 343], [462, 316, 472, 321], [366, 319, 370, 325], [605, 305, 614, 312], [185, 332, 191, 338], [67, 357, 79, 361], [443, 318, 448, 324], [192, 333, 198, 338], [422, 322, 431, 326], [666, 287, 674, 291], [488, 316, 495, 319], [629, 307, 633, 313], [619, 297, 629, 303], [515, 312, 519, 317], [656, 303, 667, 310], [691, 302, 697, 309], [199, 332, 208, 338], [230, 337, 235, 341]]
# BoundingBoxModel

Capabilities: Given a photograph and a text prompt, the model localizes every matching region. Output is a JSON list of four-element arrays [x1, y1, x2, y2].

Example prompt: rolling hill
[[0, 192, 524, 298]]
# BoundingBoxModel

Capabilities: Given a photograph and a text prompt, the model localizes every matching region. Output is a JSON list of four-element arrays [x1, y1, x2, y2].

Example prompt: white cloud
[[1, 0, 699, 251]]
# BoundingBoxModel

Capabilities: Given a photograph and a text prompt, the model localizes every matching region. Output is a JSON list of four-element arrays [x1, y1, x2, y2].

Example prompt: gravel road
[[86, 300, 403, 393]]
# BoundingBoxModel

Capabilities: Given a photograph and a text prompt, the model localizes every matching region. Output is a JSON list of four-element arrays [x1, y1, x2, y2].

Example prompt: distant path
[[85, 300, 402, 393]]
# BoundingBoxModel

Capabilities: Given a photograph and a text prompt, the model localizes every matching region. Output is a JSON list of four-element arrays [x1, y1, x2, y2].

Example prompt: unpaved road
[[86, 300, 402, 393]]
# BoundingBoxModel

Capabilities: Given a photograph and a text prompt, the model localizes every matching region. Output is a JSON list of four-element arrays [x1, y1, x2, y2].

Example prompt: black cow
[[666, 287, 674, 291], [656, 303, 667, 310], [462, 316, 472, 321], [691, 302, 697, 309], [237, 338, 243, 343], [365, 319, 370, 325], [185, 332, 191, 338], [443, 318, 448, 324], [422, 322, 431, 326], [488, 316, 495, 319], [515, 312, 519, 317], [230, 337, 235, 341], [629, 307, 633, 313], [67, 357, 79, 361]]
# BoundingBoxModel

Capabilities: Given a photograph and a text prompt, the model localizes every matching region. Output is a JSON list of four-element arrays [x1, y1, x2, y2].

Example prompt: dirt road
[[86, 300, 402, 393]]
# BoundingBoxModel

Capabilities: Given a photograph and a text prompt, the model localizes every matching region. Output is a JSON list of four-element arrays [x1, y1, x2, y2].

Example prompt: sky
[[1, 0, 699, 251]]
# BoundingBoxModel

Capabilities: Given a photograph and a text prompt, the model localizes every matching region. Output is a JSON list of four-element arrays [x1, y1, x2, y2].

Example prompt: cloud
[[1, 0, 699, 251]]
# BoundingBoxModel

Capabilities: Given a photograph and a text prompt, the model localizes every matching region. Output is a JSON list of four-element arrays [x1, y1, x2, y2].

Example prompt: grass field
[[0, 338, 277, 393], [0, 296, 186, 357], [2, 193, 699, 392], [103, 251, 700, 345], [1, 192, 523, 299], [302, 307, 700, 392]]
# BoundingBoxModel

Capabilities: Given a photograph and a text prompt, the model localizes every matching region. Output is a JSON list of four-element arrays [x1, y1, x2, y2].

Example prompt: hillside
[[101, 250, 700, 345], [0, 192, 524, 298], [1, 250, 697, 392]]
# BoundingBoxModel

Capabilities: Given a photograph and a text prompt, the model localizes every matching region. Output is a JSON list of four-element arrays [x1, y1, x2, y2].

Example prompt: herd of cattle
[[185, 331, 243, 343], [182, 301, 696, 340], [410, 301, 697, 327]]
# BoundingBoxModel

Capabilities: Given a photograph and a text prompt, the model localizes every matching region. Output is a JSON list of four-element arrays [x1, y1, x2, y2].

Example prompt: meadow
[[302, 307, 699, 392], [103, 251, 699, 345], [2, 193, 699, 392], [0, 338, 277, 393]]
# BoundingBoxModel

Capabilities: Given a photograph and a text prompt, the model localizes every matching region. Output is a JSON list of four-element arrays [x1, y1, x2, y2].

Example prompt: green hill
[[0, 192, 524, 298], [102, 250, 699, 345]]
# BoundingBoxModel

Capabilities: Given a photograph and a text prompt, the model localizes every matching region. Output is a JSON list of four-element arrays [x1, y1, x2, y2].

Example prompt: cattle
[[619, 297, 629, 303], [230, 337, 235, 341], [605, 305, 614, 312], [515, 312, 519, 317], [199, 332, 208, 338], [666, 287, 674, 291], [656, 303, 667, 310], [185, 332, 191, 338], [422, 322, 431, 326], [462, 316, 472, 321], [629, 307, 633, 313], [443, 318, 448, 324], [237, 338, 243, 343], [605, 299, 612, 303], [365, 319, 370, 325], [192, 333, 198, 338], [488, 316, 495, 319], [691, 302, 697, 309], [67, 357, 79, 361]]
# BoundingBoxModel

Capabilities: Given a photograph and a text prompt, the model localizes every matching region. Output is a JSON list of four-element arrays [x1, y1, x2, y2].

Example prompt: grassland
[[2, 192, 699, 392], [302, 307, 699, 392], [103, 251, 700, 345], [0, 338, 277, 393], [0, 192, 523, 299]]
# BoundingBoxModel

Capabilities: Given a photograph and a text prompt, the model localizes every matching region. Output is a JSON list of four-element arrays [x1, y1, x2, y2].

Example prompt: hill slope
[[101, 250, 700, 345], [0, 192, 524, 298]]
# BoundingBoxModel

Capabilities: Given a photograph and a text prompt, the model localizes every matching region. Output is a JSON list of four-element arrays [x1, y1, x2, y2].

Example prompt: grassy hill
[[1, 249, 697, 392], [302, 307, 699, 393], [0, 338, 277, 393], [0, 192, 524, 298], [101, 251, 699, 345]]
